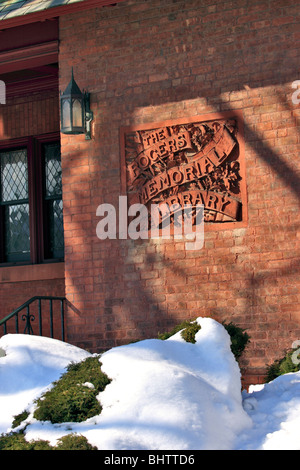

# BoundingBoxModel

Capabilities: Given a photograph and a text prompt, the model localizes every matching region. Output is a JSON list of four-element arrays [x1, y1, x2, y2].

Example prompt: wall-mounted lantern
[[60, 68, 93, 140]]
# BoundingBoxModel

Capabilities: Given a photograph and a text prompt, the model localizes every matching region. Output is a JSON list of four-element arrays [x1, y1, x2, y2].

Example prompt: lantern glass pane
[[62, 99, 71, 129], [73, 99, 83, 128]]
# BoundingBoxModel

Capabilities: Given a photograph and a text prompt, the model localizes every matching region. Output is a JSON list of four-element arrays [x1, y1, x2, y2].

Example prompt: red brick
[[1, 0, 296, 387]]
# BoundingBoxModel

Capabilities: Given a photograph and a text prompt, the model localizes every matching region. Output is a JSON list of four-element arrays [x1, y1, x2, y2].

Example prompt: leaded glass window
[[0, 148, 30, 262], [43, 142, 64, 259], [0, 136, 64, 265]]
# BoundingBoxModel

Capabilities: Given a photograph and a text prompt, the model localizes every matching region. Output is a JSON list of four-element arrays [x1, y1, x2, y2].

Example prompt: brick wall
[[0, 86, 65, 334], [0, 89, 59, 140], [59, 0, 300, 386], [0, 264, 65, 339]]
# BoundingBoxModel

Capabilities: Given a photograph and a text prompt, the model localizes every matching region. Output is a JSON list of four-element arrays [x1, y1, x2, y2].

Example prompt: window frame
[[0, 132, 63, 266]]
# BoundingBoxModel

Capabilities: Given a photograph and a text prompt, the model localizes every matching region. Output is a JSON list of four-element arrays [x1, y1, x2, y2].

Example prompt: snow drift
[[1, 316, 300, 450]]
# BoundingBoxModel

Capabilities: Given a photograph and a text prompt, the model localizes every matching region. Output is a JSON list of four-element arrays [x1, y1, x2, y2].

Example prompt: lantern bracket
[[83, 91, 93, 140]]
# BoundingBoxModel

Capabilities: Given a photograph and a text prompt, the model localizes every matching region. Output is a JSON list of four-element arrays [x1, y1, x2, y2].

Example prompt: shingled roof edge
[[0, 0, 124, 29]]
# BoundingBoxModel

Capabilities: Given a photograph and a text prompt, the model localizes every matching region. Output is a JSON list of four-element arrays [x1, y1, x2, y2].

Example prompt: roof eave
[[0, 0, 124, 30]]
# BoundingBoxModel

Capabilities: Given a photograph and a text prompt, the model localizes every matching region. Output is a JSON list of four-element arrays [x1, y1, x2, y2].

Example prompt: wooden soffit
[[0, 41, 59, 75]]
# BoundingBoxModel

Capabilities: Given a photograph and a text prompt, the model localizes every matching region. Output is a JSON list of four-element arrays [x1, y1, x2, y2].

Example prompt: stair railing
[[0, 296, 66, 342]]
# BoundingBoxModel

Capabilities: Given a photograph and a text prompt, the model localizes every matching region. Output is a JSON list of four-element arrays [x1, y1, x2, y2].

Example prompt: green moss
[[33, 356, 111, 424]]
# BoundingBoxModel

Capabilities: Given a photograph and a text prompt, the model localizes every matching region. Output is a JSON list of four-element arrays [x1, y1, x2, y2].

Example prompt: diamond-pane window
[[49, 199, 64, 258], [5, 203, 30, 260], [0, 136, 64, 264], [43, 142, 64, 260], [45, 143, 62, 197], [0, 148, 30, 262], [1, 149, 28, 202]]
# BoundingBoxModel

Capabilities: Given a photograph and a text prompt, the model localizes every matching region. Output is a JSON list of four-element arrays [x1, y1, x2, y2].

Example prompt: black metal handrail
[[0, 296, 66, 342]]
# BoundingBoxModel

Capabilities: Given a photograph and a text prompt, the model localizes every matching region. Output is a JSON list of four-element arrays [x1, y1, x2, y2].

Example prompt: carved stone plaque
[[120, 112, 247, 232]]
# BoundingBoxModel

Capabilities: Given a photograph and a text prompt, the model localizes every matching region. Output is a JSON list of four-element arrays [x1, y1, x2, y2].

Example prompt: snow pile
[[238, 374, 300, 450], [0, 333, 90, 436], [0, 316, 300, 450]]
